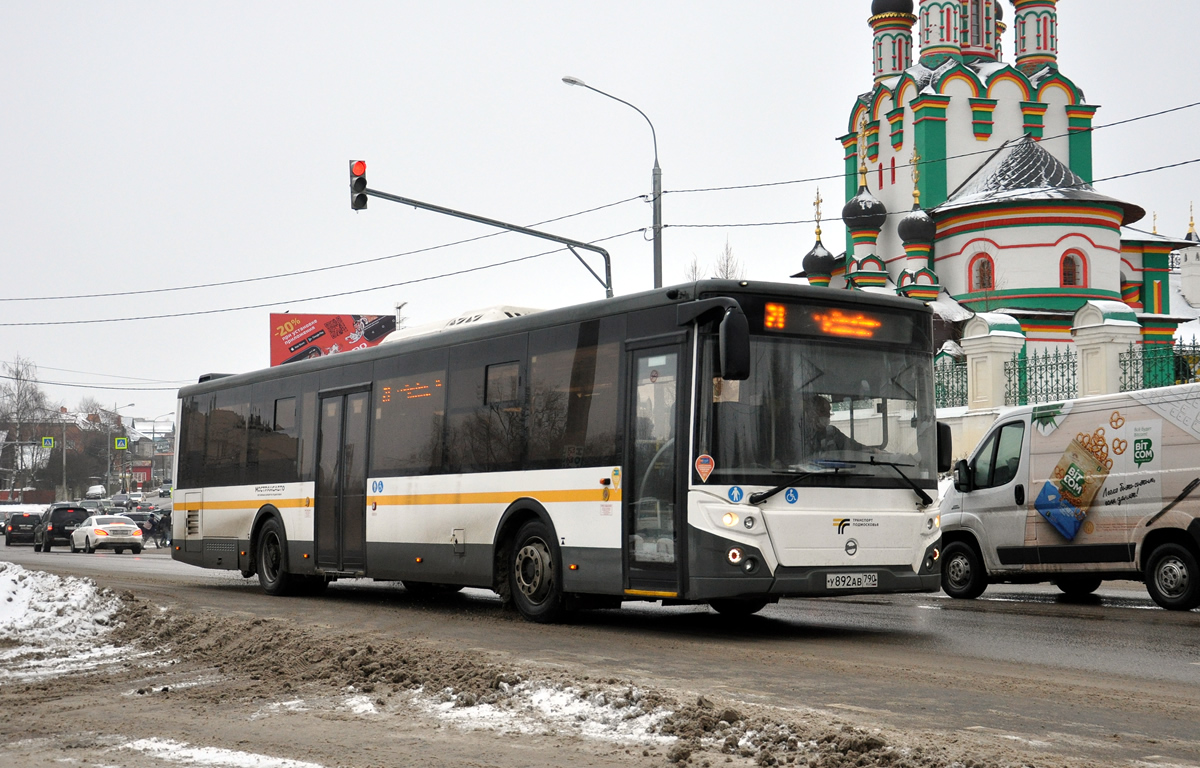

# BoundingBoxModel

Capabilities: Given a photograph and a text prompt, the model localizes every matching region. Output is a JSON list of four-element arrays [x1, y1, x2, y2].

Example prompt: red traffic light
[[351, 160, 366, 177], [349, 160, 368, 210]]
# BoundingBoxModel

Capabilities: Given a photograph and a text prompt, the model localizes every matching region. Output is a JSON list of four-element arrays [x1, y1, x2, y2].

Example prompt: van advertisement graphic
[[1031, 406, 1162, 542], [270, 313, 397, 366]]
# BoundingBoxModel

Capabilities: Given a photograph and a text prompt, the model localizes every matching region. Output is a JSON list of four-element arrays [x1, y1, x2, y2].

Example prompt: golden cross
[[911, 147, 922, 205], [814, 187, 823, 238], [857, 115, 869, 185]]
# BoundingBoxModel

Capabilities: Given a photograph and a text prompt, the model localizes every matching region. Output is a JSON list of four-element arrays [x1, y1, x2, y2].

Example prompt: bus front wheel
[[510, 519, 565, 623], [941, 541, 987, 599], [257, 518, 296, 596]]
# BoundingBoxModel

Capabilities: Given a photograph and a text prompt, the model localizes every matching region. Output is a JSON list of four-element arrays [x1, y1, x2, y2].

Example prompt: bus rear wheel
[[257, 518, 296, 596], [510, 520, 565, 623]]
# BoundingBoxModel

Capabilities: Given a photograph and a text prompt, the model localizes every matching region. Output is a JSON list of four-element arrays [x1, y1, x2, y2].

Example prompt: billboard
[[270, 314, 397, 366]]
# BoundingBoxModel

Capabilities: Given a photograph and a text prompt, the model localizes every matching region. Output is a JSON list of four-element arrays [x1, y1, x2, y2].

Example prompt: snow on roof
[[1122, 226, 1195, 250], [935, 136, 1145, 225], [382, 306, 542, 344], [927, 293, 973, 322]]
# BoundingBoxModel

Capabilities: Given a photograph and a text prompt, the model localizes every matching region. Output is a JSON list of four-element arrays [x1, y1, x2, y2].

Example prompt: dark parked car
[[5, 512, 40, 545], [34, 506, 90, 552]]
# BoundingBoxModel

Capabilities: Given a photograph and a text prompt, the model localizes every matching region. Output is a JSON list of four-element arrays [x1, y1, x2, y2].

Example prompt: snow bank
[[0, 561, 125, 681]]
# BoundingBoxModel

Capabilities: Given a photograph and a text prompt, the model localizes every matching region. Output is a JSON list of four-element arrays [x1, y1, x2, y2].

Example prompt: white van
[[84, 485, 106, 500], [940, 383, 1200, 610]]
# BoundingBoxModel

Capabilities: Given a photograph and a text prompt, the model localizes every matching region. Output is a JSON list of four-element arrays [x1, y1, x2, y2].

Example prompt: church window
[[891, 156, 897, 185], [878, 163, 884, 189], [1017, 19, 1027, 53], [875, 39, 884, 74], [970, 254, 995, 291], [970, 1, 982, 46], [1060, 251, 1086, 287]]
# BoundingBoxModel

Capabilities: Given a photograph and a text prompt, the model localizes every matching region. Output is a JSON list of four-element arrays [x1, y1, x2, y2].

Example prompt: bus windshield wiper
[[820, 457, 933, 506], [748, 460, 853, 505]]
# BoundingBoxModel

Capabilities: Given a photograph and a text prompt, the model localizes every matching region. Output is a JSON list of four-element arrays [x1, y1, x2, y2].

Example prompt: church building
[[800, 0, 1193, 354]]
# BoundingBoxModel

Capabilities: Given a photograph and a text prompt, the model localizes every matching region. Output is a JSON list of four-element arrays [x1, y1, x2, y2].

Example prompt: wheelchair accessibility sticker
[[728, 486, 743, 503], [785, 488, 799, 504]]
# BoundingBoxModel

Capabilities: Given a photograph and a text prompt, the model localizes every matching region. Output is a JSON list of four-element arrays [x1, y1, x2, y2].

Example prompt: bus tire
[[941, 541, 987, 599], [257, 517, 296, 596], [1055, 574, 1102, 597], [510, 519, 565, 623], [708, 598, 770, 617], [1145, 543, 1200, 611]]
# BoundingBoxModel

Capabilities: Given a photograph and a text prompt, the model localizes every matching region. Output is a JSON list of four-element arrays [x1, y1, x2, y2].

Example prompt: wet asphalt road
[[5, 542, 1200, 765]]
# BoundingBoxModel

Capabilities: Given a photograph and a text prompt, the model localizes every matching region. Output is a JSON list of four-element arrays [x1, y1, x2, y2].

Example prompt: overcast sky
[[2, 1, 1197, 425]]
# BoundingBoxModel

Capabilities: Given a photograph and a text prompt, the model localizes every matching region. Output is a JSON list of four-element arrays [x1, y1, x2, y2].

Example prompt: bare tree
[[712, 238, 744, 280], [684, 255, 705, 282], [0, 356, 52, 497]]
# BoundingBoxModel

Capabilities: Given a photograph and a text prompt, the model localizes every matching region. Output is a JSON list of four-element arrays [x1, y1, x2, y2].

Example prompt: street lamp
[[105, 403, 135, 495], [562, 76, 663, 289], [151, 412, 173, 488]]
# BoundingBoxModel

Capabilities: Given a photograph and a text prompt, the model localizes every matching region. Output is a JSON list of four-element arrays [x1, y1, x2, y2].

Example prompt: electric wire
[[664, 157, 1200, 230], [664, 100, 1200, 196], [0, 372, 179, 392], [0, 195, 644, 303], [0, 229, 645, 327]]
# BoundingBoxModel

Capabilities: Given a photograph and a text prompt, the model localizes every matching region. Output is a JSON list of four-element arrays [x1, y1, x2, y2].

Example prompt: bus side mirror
[[953, 459, 971, 492], [936, 422, 953, 473], [719, 307, 750, 380]]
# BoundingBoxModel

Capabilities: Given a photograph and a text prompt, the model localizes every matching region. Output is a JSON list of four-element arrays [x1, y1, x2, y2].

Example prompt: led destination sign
[[762, 303, 913, 344]]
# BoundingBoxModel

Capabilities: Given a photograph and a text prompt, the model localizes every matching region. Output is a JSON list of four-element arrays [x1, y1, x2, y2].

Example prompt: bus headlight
[[727, 547, 744, 565], [743, 515, 756, 530], [722, 512, 739, 528], [927, 515, 940, 530]]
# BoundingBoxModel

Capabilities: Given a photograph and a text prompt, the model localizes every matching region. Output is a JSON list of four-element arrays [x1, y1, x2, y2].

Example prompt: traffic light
[[349, 160, 368, 210]]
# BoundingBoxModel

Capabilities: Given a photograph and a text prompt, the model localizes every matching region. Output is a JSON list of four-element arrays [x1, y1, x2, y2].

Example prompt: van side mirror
[[719, 307, 750, 380], [953, 459, 971, 492], [936, 422, 953, 473]]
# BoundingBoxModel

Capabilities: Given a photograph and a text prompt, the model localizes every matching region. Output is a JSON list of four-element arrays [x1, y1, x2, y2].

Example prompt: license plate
[[827, 573, 878, 589]]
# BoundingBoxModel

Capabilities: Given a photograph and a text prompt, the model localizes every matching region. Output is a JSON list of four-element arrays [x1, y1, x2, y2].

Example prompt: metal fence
[[1004, 347, 1077, 406], [934, 356, 968, 409], [1119, 339, 1200, 392]]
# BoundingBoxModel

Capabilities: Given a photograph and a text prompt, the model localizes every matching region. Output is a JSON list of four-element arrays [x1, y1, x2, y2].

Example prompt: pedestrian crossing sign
[[42, 437, 54, 448], [115, 437, 128, 450]]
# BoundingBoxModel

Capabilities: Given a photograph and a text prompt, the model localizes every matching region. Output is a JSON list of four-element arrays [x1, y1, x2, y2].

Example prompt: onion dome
[[797, 239, 837, 278], [871, 0, 914, 15], [995, 2, 1004, 22], [898, 204, 936, 244], [841, 186, 888, 232]]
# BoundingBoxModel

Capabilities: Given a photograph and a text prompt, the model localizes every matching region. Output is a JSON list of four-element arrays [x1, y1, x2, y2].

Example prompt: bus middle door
[[624, 339, 686, 599], [315, 388, 371, 574]]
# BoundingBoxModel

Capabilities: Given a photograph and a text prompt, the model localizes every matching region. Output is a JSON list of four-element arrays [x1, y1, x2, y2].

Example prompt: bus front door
[[315, 389, 370, 574], [625, 343, 684, 598]]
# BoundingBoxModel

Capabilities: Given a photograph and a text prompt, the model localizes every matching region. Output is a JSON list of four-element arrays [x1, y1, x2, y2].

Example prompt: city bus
[[172, 280, 951, 621]]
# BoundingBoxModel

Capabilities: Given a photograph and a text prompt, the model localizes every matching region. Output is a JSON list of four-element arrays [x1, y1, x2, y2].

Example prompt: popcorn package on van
[[1034, 428, 1113, 541]]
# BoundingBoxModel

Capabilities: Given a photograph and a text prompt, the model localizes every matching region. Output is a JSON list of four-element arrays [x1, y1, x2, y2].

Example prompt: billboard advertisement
[[270, 314, 397, 366]]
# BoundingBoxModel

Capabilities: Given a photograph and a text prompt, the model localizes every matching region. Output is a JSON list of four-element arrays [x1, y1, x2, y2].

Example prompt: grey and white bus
[[172, 280, 950, 621]]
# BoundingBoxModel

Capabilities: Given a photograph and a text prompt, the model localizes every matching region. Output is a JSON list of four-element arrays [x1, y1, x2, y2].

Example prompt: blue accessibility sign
[[727, 486, 744, 503], [785, 488, 799, 504]]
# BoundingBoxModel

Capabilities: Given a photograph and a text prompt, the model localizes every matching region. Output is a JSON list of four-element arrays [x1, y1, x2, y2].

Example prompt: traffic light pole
[[364, 188, 614, 299]]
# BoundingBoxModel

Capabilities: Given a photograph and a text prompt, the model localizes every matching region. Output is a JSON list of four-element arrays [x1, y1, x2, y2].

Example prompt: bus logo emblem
[[728, 486, 743, 503], [785, 488, 799, 504], [834, 518, 850, 534], [845, 539, 858, 556], [695, 455, 715, 483]]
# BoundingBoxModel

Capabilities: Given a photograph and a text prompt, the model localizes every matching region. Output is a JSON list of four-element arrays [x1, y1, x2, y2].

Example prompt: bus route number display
[[762, 302, 912, 344]]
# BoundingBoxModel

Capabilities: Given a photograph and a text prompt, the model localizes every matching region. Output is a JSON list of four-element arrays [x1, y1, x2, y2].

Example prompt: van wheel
[[1056, 575, 1102, 597], [1145, 544, 1200, 611], [941, 541, 987, 599], [509, 519, 565, 623], [257, 518, 297, 596], [709, 598, 770, 616], [115, 548, 125, 554]]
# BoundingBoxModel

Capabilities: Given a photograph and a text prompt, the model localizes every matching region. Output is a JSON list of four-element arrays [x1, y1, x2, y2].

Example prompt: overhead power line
[[0, 195, 645, 304], [0, 229, 645, 327], [664, 100, 1200, 196]]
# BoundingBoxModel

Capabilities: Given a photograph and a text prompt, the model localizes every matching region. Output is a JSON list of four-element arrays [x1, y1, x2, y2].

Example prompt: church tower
[[1012, 0, 1058, 75], [870, 1, 917, 83]]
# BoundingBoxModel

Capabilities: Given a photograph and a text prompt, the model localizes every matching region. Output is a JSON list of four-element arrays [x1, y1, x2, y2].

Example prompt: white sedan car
[[71, 515, 144, 555]]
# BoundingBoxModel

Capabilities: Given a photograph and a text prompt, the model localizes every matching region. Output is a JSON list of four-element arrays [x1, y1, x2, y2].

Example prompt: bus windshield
[[696, 333, 936, 488]]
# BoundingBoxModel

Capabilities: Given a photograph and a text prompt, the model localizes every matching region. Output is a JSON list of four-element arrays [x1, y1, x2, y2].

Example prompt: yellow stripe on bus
[[372, 489, 621, 506], [624, 589, 679, 598], [175, 488, 621, 512]]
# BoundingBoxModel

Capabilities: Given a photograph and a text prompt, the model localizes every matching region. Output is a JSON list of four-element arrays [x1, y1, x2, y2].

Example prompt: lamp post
[[562, 76, 662, 289], [105, 403, 135, 495], [151, 413, 173, 488]]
